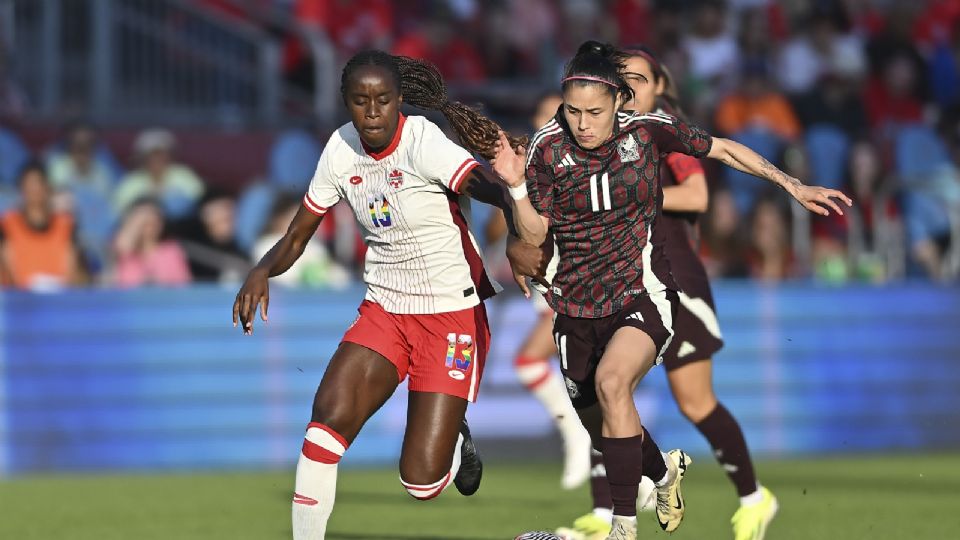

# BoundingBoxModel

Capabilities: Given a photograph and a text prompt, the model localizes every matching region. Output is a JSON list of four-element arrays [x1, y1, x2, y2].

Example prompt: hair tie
[[561, 76, 618, 88]]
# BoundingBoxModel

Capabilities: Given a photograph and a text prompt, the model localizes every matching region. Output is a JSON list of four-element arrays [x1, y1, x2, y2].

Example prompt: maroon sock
[[600, 435, 643, 517], [640, 426, 668, 483], [695, 403, 758, 497], [589, 449, 613, 510]]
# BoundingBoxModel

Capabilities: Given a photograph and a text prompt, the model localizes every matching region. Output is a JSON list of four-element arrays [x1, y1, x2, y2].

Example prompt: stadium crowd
[[2, 0, 960, 290]]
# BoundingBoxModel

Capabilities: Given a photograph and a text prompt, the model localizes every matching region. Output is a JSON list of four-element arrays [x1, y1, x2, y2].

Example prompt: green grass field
[[2, 454, 958, 539]]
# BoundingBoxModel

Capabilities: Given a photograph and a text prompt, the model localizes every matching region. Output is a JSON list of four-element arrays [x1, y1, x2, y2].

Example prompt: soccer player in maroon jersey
[[550, 45, 781, 540], [492, 41, 850, 540], [233, 50, 525, 539]]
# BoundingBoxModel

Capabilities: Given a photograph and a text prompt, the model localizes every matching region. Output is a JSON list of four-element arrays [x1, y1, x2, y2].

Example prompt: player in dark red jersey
[[492, 41, 850, 540], [551, 45, 782, 540]]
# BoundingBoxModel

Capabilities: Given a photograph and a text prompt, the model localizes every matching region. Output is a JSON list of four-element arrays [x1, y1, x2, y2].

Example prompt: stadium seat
[[804, 125, 850, 190], [268, 129, 321, 193], [234, 181, 277, 253], [725, 128, 784, 213], [0, 127, 30, 188], [894, 124, 950, 181]]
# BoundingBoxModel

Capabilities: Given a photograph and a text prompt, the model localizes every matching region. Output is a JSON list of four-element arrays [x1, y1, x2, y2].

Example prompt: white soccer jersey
[[303, 114, 501, 314]]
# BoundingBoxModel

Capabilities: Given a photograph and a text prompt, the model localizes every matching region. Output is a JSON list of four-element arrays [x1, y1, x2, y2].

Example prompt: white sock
[[592, 507, 613, 524], [654, 451, 672, 487], [739, 484, 764, 507], [292, 423, 347, 540], [515, 357, 580, 436]]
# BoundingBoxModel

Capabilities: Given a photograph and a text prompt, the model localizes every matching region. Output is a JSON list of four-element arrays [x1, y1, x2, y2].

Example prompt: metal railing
[[4, 0, 339, 127]]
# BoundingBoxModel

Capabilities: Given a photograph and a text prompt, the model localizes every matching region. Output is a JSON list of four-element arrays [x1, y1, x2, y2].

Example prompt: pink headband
[[562, 75, 618, 88]]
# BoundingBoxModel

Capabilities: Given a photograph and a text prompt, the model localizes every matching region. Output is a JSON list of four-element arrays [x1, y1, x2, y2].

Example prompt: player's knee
[[310, 391, 357, 441], [676, 393, 717, 424], [513, 355, 550, 390], [594, 370, 630, 407]]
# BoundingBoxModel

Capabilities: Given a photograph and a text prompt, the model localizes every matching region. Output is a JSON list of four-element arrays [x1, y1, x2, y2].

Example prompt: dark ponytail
[[561, 40, 634, 104], [341, 50, 526, 160]]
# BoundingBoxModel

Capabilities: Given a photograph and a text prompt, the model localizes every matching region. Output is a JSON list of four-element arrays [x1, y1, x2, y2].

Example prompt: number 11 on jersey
[[590, 172, 612, 212]]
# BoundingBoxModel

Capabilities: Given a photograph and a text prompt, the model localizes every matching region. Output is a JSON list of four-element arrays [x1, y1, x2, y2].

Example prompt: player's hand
[[506, 236, 550, 298], [788, 184, 853, 216], [233, 268, 269, 335], [490, 131, 526, 188]]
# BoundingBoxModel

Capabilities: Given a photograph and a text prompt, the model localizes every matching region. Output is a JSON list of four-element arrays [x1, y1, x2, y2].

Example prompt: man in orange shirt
[[0, 161, 85, 290], [714, 60, 802, 141]]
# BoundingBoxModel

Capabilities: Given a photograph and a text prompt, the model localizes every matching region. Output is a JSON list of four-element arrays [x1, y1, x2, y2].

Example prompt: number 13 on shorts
[[445, 333, 474, 378]]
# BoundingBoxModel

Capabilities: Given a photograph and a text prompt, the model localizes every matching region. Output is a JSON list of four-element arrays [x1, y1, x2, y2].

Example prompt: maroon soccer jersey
[[526, 109, 713, 318]]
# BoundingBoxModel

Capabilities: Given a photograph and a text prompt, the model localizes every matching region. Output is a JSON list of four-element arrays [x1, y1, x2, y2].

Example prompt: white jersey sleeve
[[413, 120, 480, 193], [302, 133, 344, 216]]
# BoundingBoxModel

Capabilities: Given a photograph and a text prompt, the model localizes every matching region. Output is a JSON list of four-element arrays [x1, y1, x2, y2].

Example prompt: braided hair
[[341, 50, 526, 160], [562, 41, 634, 104]]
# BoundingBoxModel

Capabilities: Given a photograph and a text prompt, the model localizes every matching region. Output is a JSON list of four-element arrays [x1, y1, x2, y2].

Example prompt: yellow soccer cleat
[[731, 487, 779, 540], [655, 449, 692, 532], [555, 512, 612, 540], [603, 516, 636, 540]]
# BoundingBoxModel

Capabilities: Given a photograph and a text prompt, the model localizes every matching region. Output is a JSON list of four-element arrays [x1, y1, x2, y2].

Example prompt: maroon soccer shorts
[[661, 276, 724, 370], [552, 289, 679, 409]]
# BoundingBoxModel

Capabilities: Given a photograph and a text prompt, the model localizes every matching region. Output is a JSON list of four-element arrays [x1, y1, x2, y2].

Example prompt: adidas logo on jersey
[[555, 153, 576, 171], [626, 311, 644, 322]]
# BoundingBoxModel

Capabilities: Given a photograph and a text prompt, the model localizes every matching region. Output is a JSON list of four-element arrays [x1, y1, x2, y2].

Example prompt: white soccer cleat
[[655, 449, 691, 532], [604, 516, 636, 540], [636, 475, 657, 512]]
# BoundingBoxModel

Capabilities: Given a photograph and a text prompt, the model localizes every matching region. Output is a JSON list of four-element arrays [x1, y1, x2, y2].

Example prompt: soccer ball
[[514, 532, 562, 540]]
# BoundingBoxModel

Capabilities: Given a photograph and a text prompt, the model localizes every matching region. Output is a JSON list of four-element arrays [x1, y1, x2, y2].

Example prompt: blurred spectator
[[864, 1, 929, 103], [811, 140, 898, 282], [793, 49, 869, 138], [112, 198, 192, 288], [699, 189, 749, 279], [46, 121, 118, 198], [714, 60, 802, 141], [0, 161, 84, 290], [863, 52, 925, 132], [747, 196, 796, 281], [777, 4, 865, 95], [613, 0, 653, 45], [113, 129, 205, 219], [683, 0, 739, 92], [176, 191, 250, 283], [393, 8, 487, 82], [252, 196, 350, 289]]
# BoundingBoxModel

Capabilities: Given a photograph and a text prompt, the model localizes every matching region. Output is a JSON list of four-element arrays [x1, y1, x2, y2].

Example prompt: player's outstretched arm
[[232, 206, 323, 335], [490, 131, 550, 245], [707, 137, 853, 216]]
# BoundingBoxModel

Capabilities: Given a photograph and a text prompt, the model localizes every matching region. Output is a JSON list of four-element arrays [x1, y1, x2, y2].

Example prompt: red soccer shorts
[[342, 300, 489, 402]]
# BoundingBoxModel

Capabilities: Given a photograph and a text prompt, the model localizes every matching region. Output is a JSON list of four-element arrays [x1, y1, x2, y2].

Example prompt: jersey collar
[[361, 113, 406, 161]]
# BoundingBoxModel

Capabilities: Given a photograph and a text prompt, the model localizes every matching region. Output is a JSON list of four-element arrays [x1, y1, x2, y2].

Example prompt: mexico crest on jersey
[[618, 134, 640, 163], [388, 169, 404, 189]]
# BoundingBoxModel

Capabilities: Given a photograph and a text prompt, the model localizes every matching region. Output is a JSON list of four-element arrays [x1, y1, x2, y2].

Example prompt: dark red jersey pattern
[[660, 147, 712, 288], [526, 109, 713, 318]]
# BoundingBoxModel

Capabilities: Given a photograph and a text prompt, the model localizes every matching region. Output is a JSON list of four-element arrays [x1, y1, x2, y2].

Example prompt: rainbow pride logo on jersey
[[367, 193, 392, 228]]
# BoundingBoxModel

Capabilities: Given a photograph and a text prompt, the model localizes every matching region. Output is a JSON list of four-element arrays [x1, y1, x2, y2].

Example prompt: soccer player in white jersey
[[232, 50, 526, 540]]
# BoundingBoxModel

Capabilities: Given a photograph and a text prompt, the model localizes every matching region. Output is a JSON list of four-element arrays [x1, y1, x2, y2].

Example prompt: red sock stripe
[[302, 438, 342, 464], [514, 355, 547, 367], [292, 492, 318, 506], [401, 472, 452, 500], [523, 370, 552, 391], [307, 422, 349, 450]]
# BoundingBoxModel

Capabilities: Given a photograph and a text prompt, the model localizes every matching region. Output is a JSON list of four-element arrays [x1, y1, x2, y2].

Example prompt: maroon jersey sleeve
[[665, 153, 704, 183], [525, 144, 554, 219], [639, 113, 713, 159]]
